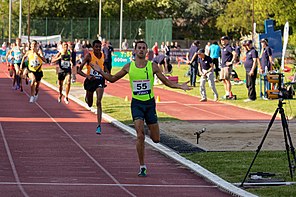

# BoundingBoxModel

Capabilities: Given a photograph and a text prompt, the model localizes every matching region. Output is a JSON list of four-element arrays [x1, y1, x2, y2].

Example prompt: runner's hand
[[180, 81, 192, 91]]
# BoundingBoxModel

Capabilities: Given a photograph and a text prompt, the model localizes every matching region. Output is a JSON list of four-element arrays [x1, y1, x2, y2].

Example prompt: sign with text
[[112, 51, 132, 67]]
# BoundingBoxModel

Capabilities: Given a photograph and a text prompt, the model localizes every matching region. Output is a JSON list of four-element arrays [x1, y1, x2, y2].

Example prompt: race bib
[[132, 80, 151, 95], [61, 60, 70, 68], [14, 53, 22, 61], [30, 55, 40, 67], [90, 68, 102, 79]]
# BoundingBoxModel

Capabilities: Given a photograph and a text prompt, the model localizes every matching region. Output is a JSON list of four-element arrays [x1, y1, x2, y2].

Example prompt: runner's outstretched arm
[[89, 62, 129, 83]]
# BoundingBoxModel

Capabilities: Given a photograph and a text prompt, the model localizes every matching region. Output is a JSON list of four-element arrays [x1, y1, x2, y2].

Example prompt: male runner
[[51, 42, 72, 104], [78, 40, 109, 134], [90, 40, 191, 177], [20, 40, 46, 103], [7, 38, 25, 91]]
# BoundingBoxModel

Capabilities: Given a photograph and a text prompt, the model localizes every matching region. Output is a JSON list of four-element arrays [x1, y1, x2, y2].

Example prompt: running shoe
[[20, 86, 23, 92], [64, 97, 69, 104], [34, 94, 39, 102], [96, 125, 102, 134], [58, 96, 62, 103], [138, 167, 147, 177], [29, 96, 34, 103]]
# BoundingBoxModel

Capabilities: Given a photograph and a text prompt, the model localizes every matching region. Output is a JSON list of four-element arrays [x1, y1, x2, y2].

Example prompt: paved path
[[0, 63, 244, 196]]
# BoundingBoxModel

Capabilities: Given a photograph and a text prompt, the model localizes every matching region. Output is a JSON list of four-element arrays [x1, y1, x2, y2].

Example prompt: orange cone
[[156, 96, 160, 103]]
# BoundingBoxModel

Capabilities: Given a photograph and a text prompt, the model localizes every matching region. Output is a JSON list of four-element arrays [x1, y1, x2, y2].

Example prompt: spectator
[[152, 42, 159, 57], [234, 41, 241, 66], [205, 42, 211, 56], [209, 41, 221, 81], [259, 38, 274, 73], [197, 49, 218, 102], [174, 41, 181, 50], [220, 36, 236, 99], [160, 41, 165, 54], [186, 40, 200, 87], [242, 40, 260, 102], [165, 41, 170, 57], [122, 39, 129, 50]]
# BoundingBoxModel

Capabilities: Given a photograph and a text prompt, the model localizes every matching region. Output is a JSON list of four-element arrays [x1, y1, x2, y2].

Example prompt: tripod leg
[[280, 108, 296, 178], [240, 108, 279, 187]]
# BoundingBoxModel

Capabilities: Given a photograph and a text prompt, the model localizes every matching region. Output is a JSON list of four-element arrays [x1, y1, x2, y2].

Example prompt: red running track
[[0, 64, 234, 196]]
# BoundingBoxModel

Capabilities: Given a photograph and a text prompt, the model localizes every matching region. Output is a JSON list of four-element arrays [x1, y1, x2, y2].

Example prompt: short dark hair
[[134, 40, 148, 49], [193, 40, 200, 46], [92, 40, 102, 47]]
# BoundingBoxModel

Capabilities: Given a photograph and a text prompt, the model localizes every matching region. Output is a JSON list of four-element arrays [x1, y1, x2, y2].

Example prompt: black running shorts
[[58, 71, 71, 81], [131, 98, 158, 125], [84, 77, 105, 92]]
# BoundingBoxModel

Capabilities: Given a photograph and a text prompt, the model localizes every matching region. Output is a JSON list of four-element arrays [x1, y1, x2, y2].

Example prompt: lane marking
[[2, 70, 136, 197], [0, 182, 217, 188], [0, 123, 30, 197], [31, 95, 136, 197], [0, 117, 96, 123]]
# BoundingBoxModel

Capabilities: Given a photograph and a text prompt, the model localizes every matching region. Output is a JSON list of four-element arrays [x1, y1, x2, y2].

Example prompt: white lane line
[[0, 182, 217, 188], [32, 95, 136, 197], [0, 123, 30, 197], [2, 72, 136, 197]]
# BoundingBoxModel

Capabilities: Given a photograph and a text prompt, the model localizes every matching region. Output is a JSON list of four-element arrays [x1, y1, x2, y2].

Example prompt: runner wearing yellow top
[[89, 40, 191, 177], [78, 40, 109, 134], [20, 40, 46, 103]]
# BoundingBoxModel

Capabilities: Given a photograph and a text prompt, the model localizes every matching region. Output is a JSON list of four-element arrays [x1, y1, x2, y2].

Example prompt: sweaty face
[[135, 43, 147, 59]]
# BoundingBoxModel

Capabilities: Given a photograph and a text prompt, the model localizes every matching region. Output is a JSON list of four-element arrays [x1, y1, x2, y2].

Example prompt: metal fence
[[1, 17, 172, 48]]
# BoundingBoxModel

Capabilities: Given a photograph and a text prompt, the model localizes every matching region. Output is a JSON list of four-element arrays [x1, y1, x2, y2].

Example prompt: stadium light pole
[[119, 0, 123, 50], [19, 0, 22, 38], [98, 0, 102, 37], [27, 0, 30, 42], [8, 0, 12, 43], [252, 0, 254, 41]]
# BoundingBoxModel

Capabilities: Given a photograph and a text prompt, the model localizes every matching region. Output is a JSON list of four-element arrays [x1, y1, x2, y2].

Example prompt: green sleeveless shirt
[[129, 61, 154, 101]]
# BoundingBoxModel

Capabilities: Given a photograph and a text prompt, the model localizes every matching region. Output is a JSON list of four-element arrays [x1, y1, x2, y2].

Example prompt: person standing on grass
[[88, 40, 191, 177], [51, 42, 73, 104], [77, 40, 109, 134], [220, 36, 236, 99], [197, 49, 218, 102], [20, 40, 46, 103], [186, 40, 200, 87], [242, 40, 260, 102], [259, 38, 274, 74], [209, 41, 221, 81]]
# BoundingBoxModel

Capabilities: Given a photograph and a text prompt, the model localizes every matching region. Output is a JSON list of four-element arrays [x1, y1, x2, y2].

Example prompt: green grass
[[42, 66, 82, 87], [43, 65, 296, 197], [182, 151, 296, 197], [112, 65, 296, 118]]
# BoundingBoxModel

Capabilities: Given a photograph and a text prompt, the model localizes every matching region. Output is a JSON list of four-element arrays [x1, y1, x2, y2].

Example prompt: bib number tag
[[14, 54, 22, 61], [61, 60, 70, 68], [31, 57, 40, 67], [132, 80, 151, 95], [90, 68, 102, 79]]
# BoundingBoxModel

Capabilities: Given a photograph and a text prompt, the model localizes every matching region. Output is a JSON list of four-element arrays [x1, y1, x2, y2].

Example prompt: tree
[[216, 0, 296, 44]]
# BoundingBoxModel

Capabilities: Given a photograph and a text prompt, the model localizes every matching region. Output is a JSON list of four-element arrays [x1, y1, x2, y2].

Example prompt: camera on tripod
[[266, 72, 295, 99]]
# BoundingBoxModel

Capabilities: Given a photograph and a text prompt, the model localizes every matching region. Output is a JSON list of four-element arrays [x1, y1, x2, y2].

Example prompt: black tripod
[[241, 98, 296, 187]]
